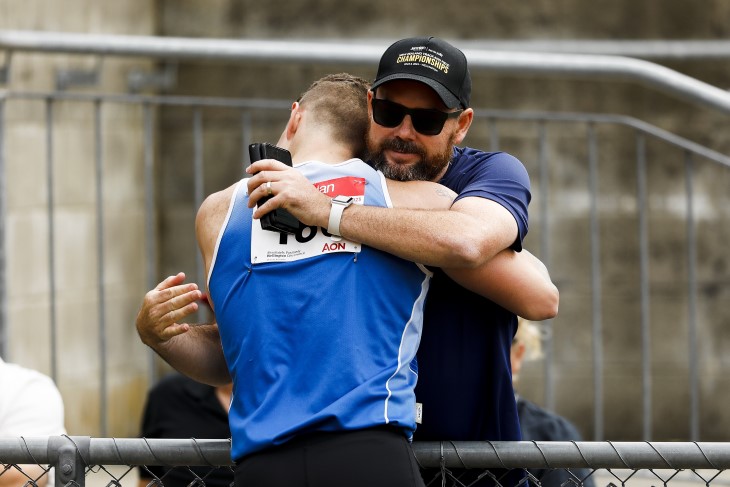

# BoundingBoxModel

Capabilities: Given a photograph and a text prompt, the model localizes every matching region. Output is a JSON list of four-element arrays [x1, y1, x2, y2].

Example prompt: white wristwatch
[[327, 195, 354, 237]]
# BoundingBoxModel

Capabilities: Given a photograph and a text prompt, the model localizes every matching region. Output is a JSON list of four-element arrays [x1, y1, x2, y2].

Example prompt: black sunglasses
[[371, 98, 463, 136]]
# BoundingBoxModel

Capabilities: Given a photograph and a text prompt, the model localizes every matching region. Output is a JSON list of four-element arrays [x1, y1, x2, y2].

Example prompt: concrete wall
[[0, 1, 157, 436]]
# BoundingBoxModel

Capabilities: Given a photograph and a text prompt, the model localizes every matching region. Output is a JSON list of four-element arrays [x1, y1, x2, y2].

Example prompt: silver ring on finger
[[266, 181, 273, 196]]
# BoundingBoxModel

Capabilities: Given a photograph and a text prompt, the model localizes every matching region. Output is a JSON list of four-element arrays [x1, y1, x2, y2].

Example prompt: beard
[[365, 131, 455, 182]]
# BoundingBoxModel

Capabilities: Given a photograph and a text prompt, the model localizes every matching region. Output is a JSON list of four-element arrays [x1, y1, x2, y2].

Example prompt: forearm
[[135, 272, 230, 385], [148, 324, 231, 386], [338, 205, 503, 268], [244, 161, 517, 268], [444, 249, 559, 320]]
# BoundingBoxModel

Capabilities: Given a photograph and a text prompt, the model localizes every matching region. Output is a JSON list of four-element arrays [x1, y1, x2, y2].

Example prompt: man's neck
[[292, 145, 356, 166], [288, 127, 355, 165], [431, 162, 450, 182]]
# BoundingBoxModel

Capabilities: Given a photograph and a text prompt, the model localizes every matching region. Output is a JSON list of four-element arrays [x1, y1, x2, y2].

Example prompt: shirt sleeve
[[0, 369, 65, 437], [452, 150, 531, 251]]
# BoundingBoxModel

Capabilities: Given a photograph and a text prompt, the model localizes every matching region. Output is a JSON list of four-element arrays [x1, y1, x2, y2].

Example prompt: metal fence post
[[0, 97, 6, 360], [636, 132, 652, 441], [45, 97, 58, 382], [94, 99, 108, 438], [537, 119, 555, 412], [143, 102, 160, 386], [587, 122, 604, 440], [685, 151, 700, 441], [49, 436, 90, 487]]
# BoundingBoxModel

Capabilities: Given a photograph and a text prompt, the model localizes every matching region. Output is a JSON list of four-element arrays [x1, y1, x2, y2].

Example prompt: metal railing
[[456, 39, 730, 61], [3, 437, 730, 486], [1, 89, 728, 440], [0, 90, 291, 437], [476, 108, 730, 441], [1, 30, 730, 114]]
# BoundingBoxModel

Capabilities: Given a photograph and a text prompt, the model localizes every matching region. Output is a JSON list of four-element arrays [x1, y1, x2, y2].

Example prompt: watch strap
[[327, 196, 353, 236]]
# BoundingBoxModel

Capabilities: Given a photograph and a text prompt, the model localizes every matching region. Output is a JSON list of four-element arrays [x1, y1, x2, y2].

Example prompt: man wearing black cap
[[369, 35, 532, 487], [245, 37, 546, 486]]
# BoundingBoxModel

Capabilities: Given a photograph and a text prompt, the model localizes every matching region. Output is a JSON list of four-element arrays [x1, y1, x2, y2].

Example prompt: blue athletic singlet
[[207, 159, 432, 462]]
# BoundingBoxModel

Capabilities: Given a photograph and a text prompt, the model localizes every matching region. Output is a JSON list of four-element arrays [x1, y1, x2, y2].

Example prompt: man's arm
[[135, 272, 230, 386], [136, 187, 237, 386], [444, 249, 559, 321], [246, 162, 557, 317], [246, 160, 515, 268], [385, 179, 557, 320], [341, 197, 515, 268]]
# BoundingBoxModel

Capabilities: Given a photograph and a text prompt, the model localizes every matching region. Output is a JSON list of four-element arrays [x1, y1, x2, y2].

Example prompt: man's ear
[[452, 108, 474, 146], [367, 90, 374, 115], [284, 101, 302, 141]]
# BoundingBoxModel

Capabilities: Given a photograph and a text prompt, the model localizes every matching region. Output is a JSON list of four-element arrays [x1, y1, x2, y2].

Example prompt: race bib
[[251, 176, 366, 264]]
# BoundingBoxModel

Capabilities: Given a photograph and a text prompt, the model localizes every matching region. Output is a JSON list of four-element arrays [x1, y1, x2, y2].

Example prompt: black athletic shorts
[[234, 427, 426, 487]]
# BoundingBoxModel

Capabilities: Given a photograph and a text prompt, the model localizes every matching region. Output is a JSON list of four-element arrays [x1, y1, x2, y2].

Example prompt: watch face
[[334, 195, 353, 204]]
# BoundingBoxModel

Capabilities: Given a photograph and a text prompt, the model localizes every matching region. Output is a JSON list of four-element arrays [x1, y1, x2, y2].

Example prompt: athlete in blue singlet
[[201, 75, 437, 487], [209, 159, 430, 460]]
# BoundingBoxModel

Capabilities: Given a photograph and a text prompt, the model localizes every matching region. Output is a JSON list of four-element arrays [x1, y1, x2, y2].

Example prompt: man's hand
[[135, 272, 203, 349], [246, 159, 330, 227]]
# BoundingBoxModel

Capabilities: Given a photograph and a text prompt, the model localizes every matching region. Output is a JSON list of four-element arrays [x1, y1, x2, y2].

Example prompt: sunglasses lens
[[411, 110, 448, 136], [372, 99, 406, 128], [372, 98, 454, 136]]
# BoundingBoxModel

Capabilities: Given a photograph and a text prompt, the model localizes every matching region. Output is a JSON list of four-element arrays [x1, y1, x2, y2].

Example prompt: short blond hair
[[297, 73, 370, 159], [515, 317, 544, 362]]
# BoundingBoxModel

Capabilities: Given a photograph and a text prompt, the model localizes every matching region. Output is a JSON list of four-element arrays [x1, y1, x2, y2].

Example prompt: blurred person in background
[[137, 372, 233, 487], [0, 357, 66, 487], [512, 319, 594, 487]]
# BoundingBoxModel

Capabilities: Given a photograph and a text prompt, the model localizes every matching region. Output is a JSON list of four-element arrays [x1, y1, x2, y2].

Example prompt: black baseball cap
[[371, 36, 471, 109]]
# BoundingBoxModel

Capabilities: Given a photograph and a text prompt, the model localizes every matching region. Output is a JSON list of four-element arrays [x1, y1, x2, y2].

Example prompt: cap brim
[[371, 73, 461, 109]]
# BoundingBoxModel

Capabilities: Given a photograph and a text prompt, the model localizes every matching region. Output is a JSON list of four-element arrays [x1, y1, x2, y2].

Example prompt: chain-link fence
[[3, 437, 730, 487]]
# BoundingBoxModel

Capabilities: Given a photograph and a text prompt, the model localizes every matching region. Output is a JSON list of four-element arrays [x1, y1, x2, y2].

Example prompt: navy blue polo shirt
[[414, 147, 531, 443]]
